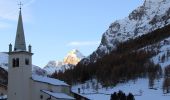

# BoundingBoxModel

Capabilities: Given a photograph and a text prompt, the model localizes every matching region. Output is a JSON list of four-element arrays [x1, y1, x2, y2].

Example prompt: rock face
[[81, 0, 170, 64], [44, 49, 85, 75]]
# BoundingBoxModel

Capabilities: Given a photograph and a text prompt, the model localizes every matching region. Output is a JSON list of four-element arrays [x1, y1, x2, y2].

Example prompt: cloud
[[67, 41, 100, 47]]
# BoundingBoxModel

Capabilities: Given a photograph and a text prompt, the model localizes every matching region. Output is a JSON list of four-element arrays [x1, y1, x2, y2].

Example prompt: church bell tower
[[8, 8, 33, 100]]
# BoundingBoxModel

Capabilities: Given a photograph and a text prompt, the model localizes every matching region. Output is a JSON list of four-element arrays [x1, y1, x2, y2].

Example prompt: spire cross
[[18, 2, 23, 10]]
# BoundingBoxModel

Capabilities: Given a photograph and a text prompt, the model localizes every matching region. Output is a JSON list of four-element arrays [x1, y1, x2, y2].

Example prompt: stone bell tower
[[8, 8, 33, 100]]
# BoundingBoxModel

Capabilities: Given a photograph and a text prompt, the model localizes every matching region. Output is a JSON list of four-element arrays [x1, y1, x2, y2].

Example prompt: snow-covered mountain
[[82, 0, 170, 64], [43, 61, 72, 75], [44, 49, 85, 75], [0, 52, 46, 76], [64, 49, 85, 65]]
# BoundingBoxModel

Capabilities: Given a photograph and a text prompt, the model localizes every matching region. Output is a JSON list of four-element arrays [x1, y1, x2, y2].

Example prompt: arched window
[[25, 59, 29, 65], [12, 59, 16, 67], [16, 58, 19, 67], [40, 95, 43, 99]]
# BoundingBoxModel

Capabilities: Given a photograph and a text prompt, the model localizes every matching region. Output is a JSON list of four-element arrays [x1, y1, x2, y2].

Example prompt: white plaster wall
[[8, 52, 32, 100], [31, 80, 71, 100]]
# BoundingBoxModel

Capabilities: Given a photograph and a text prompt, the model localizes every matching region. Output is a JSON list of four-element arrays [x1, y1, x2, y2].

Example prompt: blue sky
[[0, 0, 144, 67]]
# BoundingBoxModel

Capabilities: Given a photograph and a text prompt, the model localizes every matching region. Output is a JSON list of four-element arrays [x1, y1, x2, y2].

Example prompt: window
[[25, 59, 29, 65], [12, 59, 16, 67], [13, 58, 19, 67], [40, 95, 43, 99], [16, 58, 19, 67]]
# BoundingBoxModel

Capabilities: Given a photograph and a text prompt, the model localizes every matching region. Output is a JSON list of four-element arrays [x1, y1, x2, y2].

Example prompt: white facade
[[8, 52, 32, 100], [30, 77, 73, 100]]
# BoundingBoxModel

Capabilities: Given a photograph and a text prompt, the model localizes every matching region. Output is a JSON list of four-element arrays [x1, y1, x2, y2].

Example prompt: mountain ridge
[[81, 0, 170, 64]]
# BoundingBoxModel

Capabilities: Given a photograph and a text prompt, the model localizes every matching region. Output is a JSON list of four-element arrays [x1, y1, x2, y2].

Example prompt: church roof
[[14, 9, 26, 51], [31, 75, 69, 86], [41, 90, 75, 100]]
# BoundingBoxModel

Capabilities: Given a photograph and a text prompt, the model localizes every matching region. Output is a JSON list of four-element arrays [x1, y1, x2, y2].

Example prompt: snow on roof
[[41, 90, 75, 100], [71, 91, 90, 100], [32, 75, 69, 86]]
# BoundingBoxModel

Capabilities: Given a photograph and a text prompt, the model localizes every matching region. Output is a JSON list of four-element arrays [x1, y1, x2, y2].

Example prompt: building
[[7, 9, 76, 100]]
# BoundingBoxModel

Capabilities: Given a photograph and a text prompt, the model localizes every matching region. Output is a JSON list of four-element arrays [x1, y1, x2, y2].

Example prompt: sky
[[0, 0, 144, 68]]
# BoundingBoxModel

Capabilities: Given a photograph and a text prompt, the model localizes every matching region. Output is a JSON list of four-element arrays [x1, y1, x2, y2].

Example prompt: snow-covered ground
[[151, 37, 170, 68], [0, 52, 8, 71], [72, 78, 169, 100]]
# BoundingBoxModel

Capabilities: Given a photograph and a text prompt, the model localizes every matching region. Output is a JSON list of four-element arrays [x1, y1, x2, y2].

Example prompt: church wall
[[31, 79, 48, 100], [8, 53, 32, 100]]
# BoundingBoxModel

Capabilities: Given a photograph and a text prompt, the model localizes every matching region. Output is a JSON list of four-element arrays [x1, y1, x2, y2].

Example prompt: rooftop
[[41, 90, 75, 100], [31, 75, 69, 86]]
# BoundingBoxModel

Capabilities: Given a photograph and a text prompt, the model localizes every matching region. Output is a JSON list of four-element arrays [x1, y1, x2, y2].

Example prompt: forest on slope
[[52, 24, 170, 87]]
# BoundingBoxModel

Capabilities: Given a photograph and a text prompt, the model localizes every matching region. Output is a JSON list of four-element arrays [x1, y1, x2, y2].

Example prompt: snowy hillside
[[0, 52, 46, 76], [0, 52, 8, 71], [0, 52, 8, 64], [150, 37, 170, 68], [82, 0, 170, 64], [72, 78, 169, 100], [44, 49, 84, 75], [71, 36, 170, 100]]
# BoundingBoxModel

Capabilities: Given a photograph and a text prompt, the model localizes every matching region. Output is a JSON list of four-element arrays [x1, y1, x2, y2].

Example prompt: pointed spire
[[14, 9, 26, 51]]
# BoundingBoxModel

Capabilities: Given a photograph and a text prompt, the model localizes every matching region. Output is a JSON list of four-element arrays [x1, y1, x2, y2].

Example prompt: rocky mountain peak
[[81, 0, 170, 65], [64, 49, 85, 65], [44, 49, 85, 75]]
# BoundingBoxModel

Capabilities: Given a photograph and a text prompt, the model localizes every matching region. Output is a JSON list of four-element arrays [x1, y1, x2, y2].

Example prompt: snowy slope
[[72, 30, 170, 100], [72, 78, 169, 100], [150, 37, 170, 68], [0, 52, 46, 75], [71, 26, 170, 100], [0, 52, 8, 71], [44, 49, 84, 75], [82, 0, 170, 64], [0, 52, 8, 64]]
